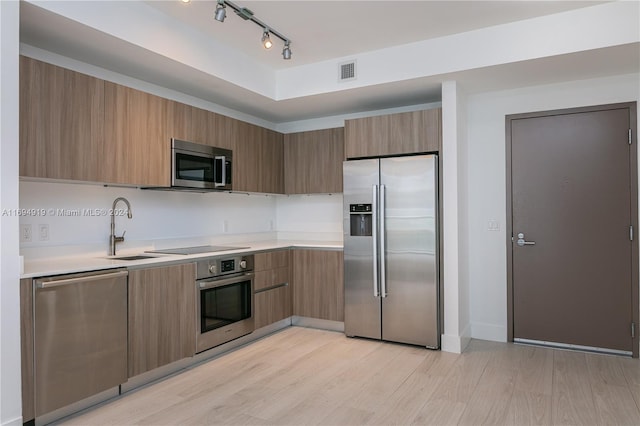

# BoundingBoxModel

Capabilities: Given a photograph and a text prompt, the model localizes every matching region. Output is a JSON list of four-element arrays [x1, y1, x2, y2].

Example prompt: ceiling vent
[[339, 60, 357, 82]]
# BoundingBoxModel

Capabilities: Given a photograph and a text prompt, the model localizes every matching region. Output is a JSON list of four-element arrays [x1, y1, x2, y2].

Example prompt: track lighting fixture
[[212, 0, 293, 60], [282, 41, 292, 60], [214, 0, 226, 22], [262, 30, 273, 49]]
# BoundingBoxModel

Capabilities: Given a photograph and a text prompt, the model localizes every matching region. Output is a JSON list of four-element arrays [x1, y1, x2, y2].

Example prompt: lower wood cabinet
[[20, 278, 35, 423], [292, 249, 344, 322], [253, 250, 292, 329], [128, 263, 196, 378]]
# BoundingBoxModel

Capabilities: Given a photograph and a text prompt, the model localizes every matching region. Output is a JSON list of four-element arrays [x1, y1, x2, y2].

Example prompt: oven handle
[[198, 272, 254, 290]]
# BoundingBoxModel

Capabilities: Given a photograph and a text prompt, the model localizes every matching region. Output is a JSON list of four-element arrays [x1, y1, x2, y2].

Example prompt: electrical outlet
[[269, 220, 274, 231], [20, 224, 32, 242], [39, 224, 49, 241], [223, 220, 228, 233], [487, 220, 500, 231]]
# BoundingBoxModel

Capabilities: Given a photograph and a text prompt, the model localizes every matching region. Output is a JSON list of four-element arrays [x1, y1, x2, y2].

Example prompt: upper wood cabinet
[[128, 263, 196, 378], [20, 56, 105, 181], [284, 128, 345, 194], [344, 108, 442, 159], [234, 122, 284, 194], [103, 82, 171, 187]]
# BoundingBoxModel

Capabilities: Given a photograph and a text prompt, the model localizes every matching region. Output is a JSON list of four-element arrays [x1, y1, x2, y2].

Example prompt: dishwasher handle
[[36, 270, 128, 289]]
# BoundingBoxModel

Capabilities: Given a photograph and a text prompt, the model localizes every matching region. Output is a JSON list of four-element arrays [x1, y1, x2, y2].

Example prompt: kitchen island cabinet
[[254, 249, 291, 329], [292, 249, 344, 322], [284, 128, 344, 194], [19, 56, 105, 181], [128, 263, 196, 378], [344, 108, 441, 159]]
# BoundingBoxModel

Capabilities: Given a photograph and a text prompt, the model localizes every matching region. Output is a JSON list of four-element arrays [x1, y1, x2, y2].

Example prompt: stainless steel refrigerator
[[343, 155, 439, 348]]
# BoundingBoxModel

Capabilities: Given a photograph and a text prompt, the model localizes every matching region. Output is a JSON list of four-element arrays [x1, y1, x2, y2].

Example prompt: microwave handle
[[214, 156, 226, 187]]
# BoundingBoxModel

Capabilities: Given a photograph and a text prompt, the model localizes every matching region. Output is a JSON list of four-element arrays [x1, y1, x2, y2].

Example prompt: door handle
[[516, 233, 536, 247]]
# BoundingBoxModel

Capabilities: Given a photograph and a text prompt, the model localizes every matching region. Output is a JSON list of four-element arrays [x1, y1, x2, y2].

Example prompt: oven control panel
[[196, 254, 254, 280]]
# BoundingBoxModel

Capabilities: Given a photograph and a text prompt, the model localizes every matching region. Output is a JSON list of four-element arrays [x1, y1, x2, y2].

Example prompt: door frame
[[505, 102, 639, 357]]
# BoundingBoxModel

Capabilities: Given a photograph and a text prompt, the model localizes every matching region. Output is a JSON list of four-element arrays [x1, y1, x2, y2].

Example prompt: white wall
[[465, 73, 640, 342], [276, 194, 343, 242], [19, 182, 278, 253], [0, 0, 23, 424]]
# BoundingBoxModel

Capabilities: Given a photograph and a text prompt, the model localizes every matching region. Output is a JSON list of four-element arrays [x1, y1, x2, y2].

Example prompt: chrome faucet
[[109, 197, 133, 256]]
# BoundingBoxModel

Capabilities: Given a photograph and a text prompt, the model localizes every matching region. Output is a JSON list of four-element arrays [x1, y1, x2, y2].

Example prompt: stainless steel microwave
[[171, 139, 232, 190]]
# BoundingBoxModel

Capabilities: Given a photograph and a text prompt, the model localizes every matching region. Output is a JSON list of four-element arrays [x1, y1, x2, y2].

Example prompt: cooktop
[[146, 245, 249, 255]]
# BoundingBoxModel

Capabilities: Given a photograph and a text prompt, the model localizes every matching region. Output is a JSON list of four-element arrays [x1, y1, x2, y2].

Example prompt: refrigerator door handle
[[372, 184, 379, 297], [380, 184, 387, 298]]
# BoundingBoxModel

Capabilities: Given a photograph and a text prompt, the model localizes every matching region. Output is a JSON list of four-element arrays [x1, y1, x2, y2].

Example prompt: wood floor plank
[[59, 329, 640, 426], [457, 363, 518, 425], [503, 390, 552, 426], [586, 353, 628, 387], [592, 382, 640, 426], [552, 350, 599, 425], [514, 345, 554, 396]]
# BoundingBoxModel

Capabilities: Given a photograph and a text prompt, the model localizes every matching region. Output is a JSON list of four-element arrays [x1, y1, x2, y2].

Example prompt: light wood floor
[[62, 327, 640, 426]]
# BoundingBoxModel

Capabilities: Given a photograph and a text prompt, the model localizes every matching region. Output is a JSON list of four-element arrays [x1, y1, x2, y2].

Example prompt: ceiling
[[21, 0, 635, 124]]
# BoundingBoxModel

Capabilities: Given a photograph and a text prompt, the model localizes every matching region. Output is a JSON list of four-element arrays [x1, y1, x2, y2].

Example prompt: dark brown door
[[508, 103, 638, 355]]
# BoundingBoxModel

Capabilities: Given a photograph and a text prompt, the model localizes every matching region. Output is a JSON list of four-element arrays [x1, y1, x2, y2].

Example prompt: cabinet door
[[128, 263, 196, 378], [345, 109, 441, 159], [234, 122, 284, 193], [284, 128, 345, 194], [344, 114, 390, 159], [168, 101, 210, 146], [389, 109, 441, 154], [254, 285, 291, 330], [292, 249, 344, 321], [20, 56, 105, 181], [20, 278, 35, 423], [104, 82, 170, 187]]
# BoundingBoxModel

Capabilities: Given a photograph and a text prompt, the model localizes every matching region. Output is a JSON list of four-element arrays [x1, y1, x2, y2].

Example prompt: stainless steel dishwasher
[[34, 269, 128, 417]]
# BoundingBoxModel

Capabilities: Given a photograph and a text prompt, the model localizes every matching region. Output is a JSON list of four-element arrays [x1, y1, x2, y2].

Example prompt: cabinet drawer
[[254, 249, 290, 272], [254, 266, 290, 292]]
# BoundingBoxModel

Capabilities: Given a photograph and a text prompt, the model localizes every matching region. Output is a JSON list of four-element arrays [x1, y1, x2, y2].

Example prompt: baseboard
[[291, 316, 345, 332], [470, 322, 507, 342], [1, 416, 22, 426]]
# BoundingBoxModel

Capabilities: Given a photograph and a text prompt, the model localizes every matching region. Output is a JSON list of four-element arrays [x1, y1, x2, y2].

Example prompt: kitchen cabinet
[[292, 249, 344, 322], [254, 249, 291, 329], [128, 263, 196, 378], [20, 278, 34, 423], [168, 101, 210, 147], [19, 56, 105, 181], [284, 128, 345, 194], [234, 122, 284, 194], [103, 82, 171, 187], [344, 108, 441, 159]]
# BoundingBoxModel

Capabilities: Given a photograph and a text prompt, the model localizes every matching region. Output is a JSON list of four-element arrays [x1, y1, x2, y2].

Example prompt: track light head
[[262, 30, 273, 49], [282, 42, 292, 60], [214, 0, 226, 22]]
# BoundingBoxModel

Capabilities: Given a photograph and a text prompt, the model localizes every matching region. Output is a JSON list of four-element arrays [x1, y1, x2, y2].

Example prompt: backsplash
[[18, 181, 343, 254]]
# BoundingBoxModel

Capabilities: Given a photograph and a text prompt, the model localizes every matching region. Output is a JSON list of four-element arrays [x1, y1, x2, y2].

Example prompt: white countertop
[[21, 239, 343, 279]]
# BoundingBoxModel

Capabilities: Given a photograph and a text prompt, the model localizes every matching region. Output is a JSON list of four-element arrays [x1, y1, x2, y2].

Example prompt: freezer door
[[380, 155, 439, 347], [343, 159, 381, 340]]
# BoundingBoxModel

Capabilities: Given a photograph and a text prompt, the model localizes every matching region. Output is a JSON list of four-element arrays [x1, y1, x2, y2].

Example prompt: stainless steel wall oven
[[195, 254, 254, 353]]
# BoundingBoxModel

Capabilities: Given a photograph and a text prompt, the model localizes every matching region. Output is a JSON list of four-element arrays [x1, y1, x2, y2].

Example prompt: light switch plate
[[39, 224, 49, 241]]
